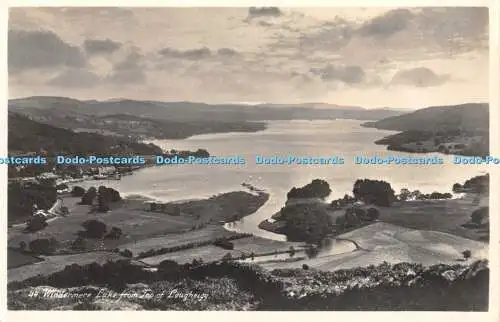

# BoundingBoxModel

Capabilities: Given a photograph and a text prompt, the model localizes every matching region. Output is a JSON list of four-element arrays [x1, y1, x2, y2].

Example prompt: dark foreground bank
[[8, 258, 488, 311]]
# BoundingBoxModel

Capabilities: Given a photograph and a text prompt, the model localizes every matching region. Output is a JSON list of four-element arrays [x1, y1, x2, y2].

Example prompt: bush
[[82, 219, 107, 238], [305, 244, 319, 259], [80, 187, 97, 205], [471, 207, 488, 224], [120, 249, 133, 258], [213, 238, 234, 250], [105, 227, 123, 239], [29, 238, 59, 255], [222, 253, 233, 262], [366, 208, 380, 221], [25, 214, 48, 232], [71, 236, 87, 251]]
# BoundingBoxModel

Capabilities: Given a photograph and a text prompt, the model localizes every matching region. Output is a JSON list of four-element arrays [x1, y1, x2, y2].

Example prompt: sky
[[8, 7, 489, 108]]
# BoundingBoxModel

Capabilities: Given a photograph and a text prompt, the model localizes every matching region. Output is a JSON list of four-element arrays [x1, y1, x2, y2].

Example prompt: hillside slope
[[8, 112, 162, 155], [363, 103, 488, 132]]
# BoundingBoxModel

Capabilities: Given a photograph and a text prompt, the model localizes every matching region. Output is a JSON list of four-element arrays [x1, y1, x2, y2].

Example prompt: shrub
[[366, 208, 380, 221], [305, 244, 319, 259], [25, 214, 48, 232], [29, 238, 59, 255], [120, 249, 133, 258], [82, 219, 107, 238], [222, 253, 233, 262], [213, 238, 234, 250], [105, 227, 123, 239], [80, 187, 97, 205], [471, 207, 488, 224], [71, 236, 87, 251]]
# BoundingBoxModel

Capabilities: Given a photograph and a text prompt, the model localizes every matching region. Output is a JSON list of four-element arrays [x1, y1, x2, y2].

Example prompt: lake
[[76, 119, 487, 241]]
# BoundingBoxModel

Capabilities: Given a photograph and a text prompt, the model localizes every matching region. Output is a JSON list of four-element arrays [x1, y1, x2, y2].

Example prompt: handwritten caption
[[28, 287, 209, 302]]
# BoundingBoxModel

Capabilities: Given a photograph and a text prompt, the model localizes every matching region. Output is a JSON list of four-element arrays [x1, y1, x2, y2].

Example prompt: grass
[[119, 226, 240, 256], [139, 245, 240, 265], [8, 200, 195, 253], [8, 251, 126, 283], [378, 193, 488, 241], [7, 249, 43, 269]]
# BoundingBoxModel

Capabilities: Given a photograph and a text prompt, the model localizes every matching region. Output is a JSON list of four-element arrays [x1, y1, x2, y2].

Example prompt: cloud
[[310, 64, 365, 84], [358, 9, 413, 37], [8, 29, 85, 71], [390, 67, 449, 87], [217, 48, 240, 57], [105, 51, 147, 84], [83, 38, 122, 55], [248, 7, 282, 18], [158, 47, 211, 60], [158, 47, 240, 60], [48, 68, 101, 88]]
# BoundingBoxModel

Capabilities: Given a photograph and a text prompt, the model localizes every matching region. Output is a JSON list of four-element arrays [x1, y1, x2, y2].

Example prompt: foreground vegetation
[[8, 258, 489, 311]]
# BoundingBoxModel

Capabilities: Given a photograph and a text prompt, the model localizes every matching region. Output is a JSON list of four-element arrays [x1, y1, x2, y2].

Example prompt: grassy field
[[139, 245, 240, 265], [8, 190, 269, 254], [8, 251, 126, 283], [262, 222, 488, 272], [8, 199, 195, 252], [7, 249, 43, 269], [136, 236, 306, 266], [119, 225, 241, 256], [378, 193, 488, 241]]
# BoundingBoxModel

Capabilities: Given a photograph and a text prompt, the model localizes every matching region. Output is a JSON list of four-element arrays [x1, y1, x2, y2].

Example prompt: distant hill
[[8, 112, 162, 155], [9, 96, 405, 123], [363, 103, 489, 133]]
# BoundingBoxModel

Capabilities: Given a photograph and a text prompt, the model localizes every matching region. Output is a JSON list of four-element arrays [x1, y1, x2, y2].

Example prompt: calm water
[[76, 120, 487, 241]]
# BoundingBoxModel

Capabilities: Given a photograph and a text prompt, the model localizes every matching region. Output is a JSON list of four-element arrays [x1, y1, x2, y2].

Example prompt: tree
[[305, 244, 319, 259], [471, 207, 488, 225], [344, 208, 361, 227], [462, 250, 472, 260], [97, 186, 110, 212], [366, 208, 380, 221], [19, 241, 27, 252], [71, 236, 87, 251], [158, 260, 182, 278], [353, 179, 395, 206], [399, 188, 411, 201], [82, 219, 107, 238], [25, 214, 48, 232], [29, 238, 59, 255], [287, 179, 331, 200], [452, 183, 462, 192], [80, 187, 97, 205], [289, 246, 296, 257], [302, 264, 310, 270]]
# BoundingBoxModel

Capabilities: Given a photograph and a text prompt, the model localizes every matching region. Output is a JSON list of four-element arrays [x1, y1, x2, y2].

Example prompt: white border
[[2, 1, 499, 321]]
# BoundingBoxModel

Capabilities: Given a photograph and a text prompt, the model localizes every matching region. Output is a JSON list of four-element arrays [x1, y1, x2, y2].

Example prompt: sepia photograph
[[4, 5, 495, 313]]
